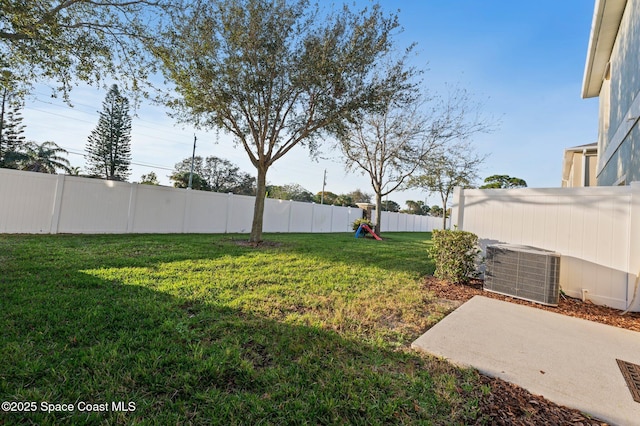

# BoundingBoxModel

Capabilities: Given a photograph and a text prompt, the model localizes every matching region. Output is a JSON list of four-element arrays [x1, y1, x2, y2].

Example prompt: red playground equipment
[[355, 223, 382, 240]]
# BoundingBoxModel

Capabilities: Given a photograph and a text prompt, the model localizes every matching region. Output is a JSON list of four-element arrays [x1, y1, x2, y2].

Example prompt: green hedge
[[352, 218, 374, 232], [428, 229, 480, 284]]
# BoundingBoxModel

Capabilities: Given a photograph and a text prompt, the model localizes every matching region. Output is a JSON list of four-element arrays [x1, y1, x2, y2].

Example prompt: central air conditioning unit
[[484, 244, 561, 306]]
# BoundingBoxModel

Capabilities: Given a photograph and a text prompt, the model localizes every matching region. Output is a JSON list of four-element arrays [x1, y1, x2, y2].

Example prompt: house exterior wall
[[562, 148, 597, 187], [597, 0, 640, 185], [565, 152, 583, 187], [586, 153, 598, 185]]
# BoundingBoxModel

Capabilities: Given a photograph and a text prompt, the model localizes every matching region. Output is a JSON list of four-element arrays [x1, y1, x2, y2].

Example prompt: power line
[[22, 96, 346, 185], [23, 105, 200, 147], [60, 146, 175, 171], [26, 93, 204, 143], [26, 106, 96, 124]]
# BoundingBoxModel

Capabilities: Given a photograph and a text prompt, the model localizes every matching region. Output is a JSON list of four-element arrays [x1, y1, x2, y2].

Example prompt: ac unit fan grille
[[484, 244, 561, 306]]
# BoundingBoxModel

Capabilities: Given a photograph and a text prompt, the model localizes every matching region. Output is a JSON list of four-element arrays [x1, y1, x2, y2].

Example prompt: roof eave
[[581, 0, 627, 99]]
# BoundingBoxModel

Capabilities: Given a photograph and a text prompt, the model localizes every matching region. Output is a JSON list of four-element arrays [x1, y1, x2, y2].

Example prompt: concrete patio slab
[[412, 295, 640, 426]]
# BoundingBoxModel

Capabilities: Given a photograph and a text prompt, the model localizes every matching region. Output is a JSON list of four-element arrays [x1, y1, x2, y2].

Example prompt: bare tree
[[338, 82, 491, 234], [408, 140, 486, 229]]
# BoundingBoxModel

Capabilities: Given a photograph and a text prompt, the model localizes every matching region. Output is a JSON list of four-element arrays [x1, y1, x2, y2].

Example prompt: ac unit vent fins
[[484, 244, 561, 306]]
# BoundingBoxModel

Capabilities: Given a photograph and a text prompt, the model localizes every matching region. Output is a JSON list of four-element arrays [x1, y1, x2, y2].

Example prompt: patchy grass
[[0, 233, 482, 424]]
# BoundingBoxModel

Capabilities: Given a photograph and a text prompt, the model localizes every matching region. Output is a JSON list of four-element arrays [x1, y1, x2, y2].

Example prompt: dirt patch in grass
[[424, 276, 638, 425], [227, 239, 285, 248]]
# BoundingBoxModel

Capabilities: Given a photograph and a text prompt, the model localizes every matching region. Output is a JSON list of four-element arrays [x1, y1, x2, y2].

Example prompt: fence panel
[[311, 204, 332, 233], [58, 177, 131, 233], [263, 198, 292, 233], [289, 202, 314, 232], [331, 206, 356, 232], [0, 169, 438, 237], [226, 194, 254, 233], [0, 169, 58, 233], [132, 184, 187, 233], [184, 191, 229, 233]]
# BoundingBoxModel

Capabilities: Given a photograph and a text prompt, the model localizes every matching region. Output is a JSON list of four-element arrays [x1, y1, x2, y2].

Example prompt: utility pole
[[188, 134, 197, 189], [320, 169, 327, 204]]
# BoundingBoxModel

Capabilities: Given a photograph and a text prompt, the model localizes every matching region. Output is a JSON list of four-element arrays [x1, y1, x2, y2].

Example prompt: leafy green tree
[[171, 156, 255, 195], [333, 194, 354, 207], [380, 200, 400, 212], [171, 157, 208, 190], [346, 189, 372, 205], [151, 0, 407, 243], [314, 191, 338, 205], [140, 172, 160, 185], [479, 174, 527, 189], [0, 0, 173, 99], [430, 205, 444, 217], [405, 200, 429, 215], [0, 83, 25, 168], [85, 84, 132, 181], [170, 171, 209, 191], [267, 183, 313, 202], [19, 141, 71, 174]]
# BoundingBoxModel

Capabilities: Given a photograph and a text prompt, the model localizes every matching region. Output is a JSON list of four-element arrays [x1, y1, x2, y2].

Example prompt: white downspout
[[581, 149, 588, 186]]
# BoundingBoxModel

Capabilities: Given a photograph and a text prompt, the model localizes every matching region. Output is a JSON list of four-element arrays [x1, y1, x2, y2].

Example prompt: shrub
[[352, 218, 373, 232], [428, 229, 481, 284]]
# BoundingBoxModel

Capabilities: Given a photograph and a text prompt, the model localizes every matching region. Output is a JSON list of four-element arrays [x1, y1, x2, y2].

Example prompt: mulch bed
[[425, 277, 640, 332], [424, 276, 640, 425]]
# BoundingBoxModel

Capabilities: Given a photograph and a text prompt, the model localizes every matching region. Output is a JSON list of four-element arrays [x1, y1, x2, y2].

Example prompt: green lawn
[[0, 233, 485, 424]]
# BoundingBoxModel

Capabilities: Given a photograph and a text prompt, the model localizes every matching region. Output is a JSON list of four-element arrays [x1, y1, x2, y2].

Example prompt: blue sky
[[21, 0, 599, 208]]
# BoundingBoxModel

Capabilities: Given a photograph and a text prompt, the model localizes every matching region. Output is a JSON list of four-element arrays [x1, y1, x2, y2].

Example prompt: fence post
[[628, 182, 640, 311], [451, 186, 464, 230], [182, 189, 192, 233], [330, 205, 334, 232], [49, 174, 66, 234], [288, 200, 293, 233], [310, 203, 315, 232], [126, 183, 138, 233], [225, 193, 233, 233]]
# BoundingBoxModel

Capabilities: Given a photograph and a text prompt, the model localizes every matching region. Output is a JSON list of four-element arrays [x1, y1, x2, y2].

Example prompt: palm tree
[[20, 141, 72, 174], [68, 166, 82, 175]]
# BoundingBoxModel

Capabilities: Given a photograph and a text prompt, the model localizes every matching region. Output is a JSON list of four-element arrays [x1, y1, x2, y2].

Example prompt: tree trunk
[[249, 165, 268, 243], [0, 88, 6, 162], [441, 194, 448, 230], [375, 191, 382, 235]]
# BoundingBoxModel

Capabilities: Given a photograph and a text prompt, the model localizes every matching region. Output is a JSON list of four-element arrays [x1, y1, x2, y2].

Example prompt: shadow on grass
[[0, 250, 479, 425]]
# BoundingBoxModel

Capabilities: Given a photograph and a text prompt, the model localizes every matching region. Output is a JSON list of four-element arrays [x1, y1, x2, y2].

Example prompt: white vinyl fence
[[0, 168, 441, 235], [451, 183, 640, 312]]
